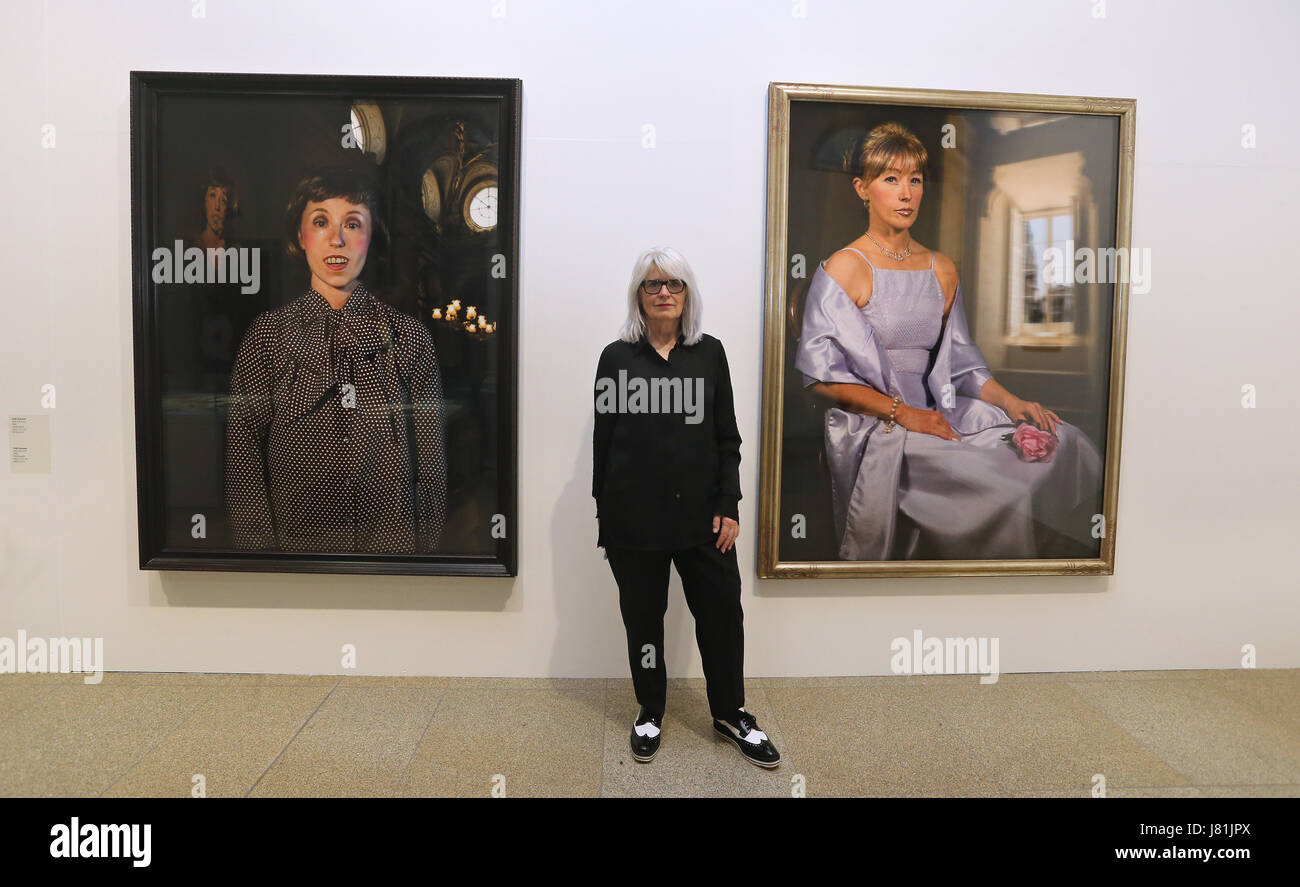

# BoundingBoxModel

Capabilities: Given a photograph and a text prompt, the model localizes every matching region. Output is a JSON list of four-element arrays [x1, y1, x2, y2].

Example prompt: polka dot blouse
[[225, 284, 448, 554]]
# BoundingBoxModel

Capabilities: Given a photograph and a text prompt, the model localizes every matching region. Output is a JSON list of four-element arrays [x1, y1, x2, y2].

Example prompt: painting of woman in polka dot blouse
[[224, 167, 448, 553]]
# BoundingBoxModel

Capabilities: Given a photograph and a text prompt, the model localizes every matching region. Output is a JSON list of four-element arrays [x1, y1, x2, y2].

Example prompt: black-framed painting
[[131, 71, 520, 576], [758, 83, 1135, 578]]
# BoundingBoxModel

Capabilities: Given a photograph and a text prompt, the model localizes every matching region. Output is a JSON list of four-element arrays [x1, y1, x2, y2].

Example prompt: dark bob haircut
[[198, 166, 239, 230], [282, 166, 389, 273]]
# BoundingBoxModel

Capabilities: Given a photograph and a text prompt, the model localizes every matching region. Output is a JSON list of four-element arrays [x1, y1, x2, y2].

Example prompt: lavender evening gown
[[795, 247, 1103, 561]]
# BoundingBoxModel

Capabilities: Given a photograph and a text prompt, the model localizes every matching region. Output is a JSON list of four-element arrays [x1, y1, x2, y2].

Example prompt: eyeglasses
[[641, 278, 685, 294]]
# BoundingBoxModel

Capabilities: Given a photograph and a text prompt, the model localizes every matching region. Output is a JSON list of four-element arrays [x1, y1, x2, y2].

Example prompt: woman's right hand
[[895, 404, 962, 441]]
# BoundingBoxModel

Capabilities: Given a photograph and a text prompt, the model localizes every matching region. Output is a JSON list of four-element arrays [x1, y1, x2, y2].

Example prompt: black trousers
[[605, 541, 745, 720]]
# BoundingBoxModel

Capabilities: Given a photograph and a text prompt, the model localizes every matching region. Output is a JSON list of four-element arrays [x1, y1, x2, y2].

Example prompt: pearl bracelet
[[883, 394, 902, 433]]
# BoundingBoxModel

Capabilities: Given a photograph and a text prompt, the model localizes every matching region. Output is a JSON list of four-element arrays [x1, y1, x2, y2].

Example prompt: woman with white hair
[[592, 247, 779, 769]]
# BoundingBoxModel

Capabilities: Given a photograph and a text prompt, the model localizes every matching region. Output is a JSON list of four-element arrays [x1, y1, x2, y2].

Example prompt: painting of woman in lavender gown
[[758, 85, 1135, 577]]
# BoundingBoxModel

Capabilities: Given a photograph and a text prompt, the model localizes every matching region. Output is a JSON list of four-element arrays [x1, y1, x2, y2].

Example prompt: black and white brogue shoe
[[630, 707, 663, 762], [713, 708, 781, 768]]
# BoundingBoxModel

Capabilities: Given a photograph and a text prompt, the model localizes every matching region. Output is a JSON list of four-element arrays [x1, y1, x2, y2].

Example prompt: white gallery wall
[[1, 0, 1297, 677]]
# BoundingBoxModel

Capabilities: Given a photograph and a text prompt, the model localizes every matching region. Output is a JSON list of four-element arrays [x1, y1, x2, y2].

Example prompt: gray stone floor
[[1, 669, 1296, 797]]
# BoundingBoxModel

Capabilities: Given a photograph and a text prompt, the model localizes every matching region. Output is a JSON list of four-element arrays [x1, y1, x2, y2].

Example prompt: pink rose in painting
[[1011, 422, 1058, 462]]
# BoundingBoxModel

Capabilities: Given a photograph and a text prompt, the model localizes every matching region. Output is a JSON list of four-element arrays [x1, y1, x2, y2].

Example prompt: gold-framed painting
[[758, 83, 1135, 578]]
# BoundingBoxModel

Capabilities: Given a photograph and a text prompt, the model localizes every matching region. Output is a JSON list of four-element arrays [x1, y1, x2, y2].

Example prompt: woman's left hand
[[712, 515, 739, 553], [1005, 397, 1061, 436]]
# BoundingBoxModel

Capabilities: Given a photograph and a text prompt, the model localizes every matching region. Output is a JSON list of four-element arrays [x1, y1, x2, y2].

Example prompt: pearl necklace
[[865, 230, 911, 262]]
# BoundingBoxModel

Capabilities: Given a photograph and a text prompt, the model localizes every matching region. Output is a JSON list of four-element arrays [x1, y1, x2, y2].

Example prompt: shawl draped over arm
[[792, 264, 1002, 559]]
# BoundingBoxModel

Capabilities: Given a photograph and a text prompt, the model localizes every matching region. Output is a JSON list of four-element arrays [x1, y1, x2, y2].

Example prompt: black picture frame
[[130, 71, 521, 576]]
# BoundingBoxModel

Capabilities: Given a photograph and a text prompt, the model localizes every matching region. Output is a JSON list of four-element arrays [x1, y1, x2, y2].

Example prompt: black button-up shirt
[[592, 332, 742, 550], [225, 284, 448, 553]]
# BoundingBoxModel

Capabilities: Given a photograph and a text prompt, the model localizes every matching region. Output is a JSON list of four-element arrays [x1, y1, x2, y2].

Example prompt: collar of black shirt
[[635, 331, 690, 357]]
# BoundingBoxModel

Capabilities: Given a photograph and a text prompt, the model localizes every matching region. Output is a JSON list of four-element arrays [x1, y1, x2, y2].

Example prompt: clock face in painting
[[464, 181, 498, 233], [348, 102, 387, 163], [421, 168, 442, 222]]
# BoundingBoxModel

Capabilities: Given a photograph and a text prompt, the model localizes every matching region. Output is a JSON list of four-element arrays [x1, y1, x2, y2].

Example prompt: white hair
[[619, 246, 704, 345]]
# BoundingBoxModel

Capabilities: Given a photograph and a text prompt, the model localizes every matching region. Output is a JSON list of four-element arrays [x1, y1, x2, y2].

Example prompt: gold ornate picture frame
[[758, 83, 1135, 578]]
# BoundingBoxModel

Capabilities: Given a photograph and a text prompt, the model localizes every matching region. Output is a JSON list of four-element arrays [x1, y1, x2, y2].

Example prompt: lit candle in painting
[[431, 308, 442, 320], [478, 315, 488, 328], [466, 306, 477, 320]]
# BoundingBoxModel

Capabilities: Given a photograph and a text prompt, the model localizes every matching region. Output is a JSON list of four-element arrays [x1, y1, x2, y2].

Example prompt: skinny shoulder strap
[[835, 246, 876, 271]]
